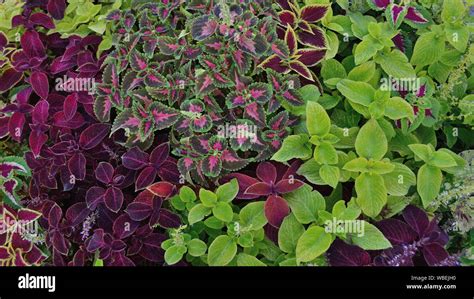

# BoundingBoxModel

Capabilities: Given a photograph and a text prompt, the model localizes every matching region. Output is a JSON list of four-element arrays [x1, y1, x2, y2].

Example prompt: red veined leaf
[[150, 102, 180, 130], [221, 149, 249, 171], [130, 50, 148, 71], [156, 36, 181, 55], [248, 83, 272, 103], [177, 157, 196, 174], [244, 102, 266, 127], [201, 155, 222, 177]]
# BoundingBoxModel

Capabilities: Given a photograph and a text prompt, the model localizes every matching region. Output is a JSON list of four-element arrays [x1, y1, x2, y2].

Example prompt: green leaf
[[297, 159, 324, 185], [208, 235, 237, 266], [428, 151, 458, 168], [367, 160, 395, 175], [212, 202, 234, 222], [347, 61, 376, 82], [296, 226, 333, 263], [355, 119, 387, 160], [314, 142, 338, 164], [278, 214, 305, 253], [408, 144, 433, 162], [343, 157, 368, 173], [199, 188, 217, 207], [179, 186, 196, 202], [417, 164, 442, 208], [216, 179, 239, 203], [319, 164, 340, 188], [284, 184, 325, 224], [382, 162, 416, 196], [350, 221, 392, 250], [445, 25, 469, 53], [354, 37, 379, 65], [441, 0, 465, 24], [165, 245, 187, 265], [374, 50, 416, 78], [236, 253, 267, 266], [271, 135, 312, 162], [187, 239, 208, 257], [410, 32, 445, 66], [321, 59, 347, 82], [384, 97, 414, 120], [336, 79, 375, 106], [355, 172, 387, 218], [239, 201, 267, 230], [306, 101, 331, 136], [188, 204, 212, 225]]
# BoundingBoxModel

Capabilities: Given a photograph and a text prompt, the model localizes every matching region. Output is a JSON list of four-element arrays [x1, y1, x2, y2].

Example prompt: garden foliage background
[[0, 0, 472, 267]]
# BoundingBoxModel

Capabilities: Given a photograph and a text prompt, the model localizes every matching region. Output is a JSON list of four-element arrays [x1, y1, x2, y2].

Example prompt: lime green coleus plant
[[162, 180, 271, 266]]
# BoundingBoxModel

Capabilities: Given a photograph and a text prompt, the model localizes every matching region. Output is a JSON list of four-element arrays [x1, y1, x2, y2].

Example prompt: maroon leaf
[[284, 26, 297, 55], [150, 143, 169, 168], [125, 202, 153, 221], [135, 166, 158, 191], [300, 4, 329, 22], [372, 0, 390, 9], [297, 27, 327, 48], [422, 243, 449, 266], [21, 30, 45, 59], [327, 239, 371, 266], [402, 205, 429, 238], [375, 219, 418, 245], [65, 202, 89, 227], [86, 186, 105, 210], [158, 209, 181, 228], [30, 12, 55, 29], [104, 186, 124, 213], [0, 69, 23, 92], [245, 182, 272, 196], [296, 48, 326, 67], [279, 10, 296, 26], [8, 112, 25, 142], [256, 162, 277, 184], [86, 229, 105, 252], [113, 214, 139, 239], [63, 93, 78, 121], [122, 146, 149, 170], [30, 72, 49, 99], [29, 130, 48, 158], [47, 0, 66, 20], [32, 100, 49, 124], [274, 179, 304, 194], [265, 195, 290, 228], [68, 152, 86, 180], [79, 123, 110, 150], [289, 61, 313, 81], [48, 203, 63, 228]]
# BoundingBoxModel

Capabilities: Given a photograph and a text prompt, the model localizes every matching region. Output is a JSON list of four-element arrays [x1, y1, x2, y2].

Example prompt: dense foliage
[[0, 0, 472, 267]]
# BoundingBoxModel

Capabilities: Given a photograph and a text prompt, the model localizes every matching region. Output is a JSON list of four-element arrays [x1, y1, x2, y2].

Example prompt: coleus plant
[[0, 156, 30, 208]]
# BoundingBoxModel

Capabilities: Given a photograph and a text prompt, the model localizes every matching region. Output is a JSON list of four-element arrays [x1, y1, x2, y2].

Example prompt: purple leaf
[[29, 130, 48, 158], [65, 202, 89, 227], [47, 0, 66, 20], [135, 166, 158, 191], [375, 219, 418, 245], [113, 214, 139, 239], [422, 243, 449, 266], [68, 152, 86, 180], [30, 12, 55, 29], [8, 112, 25, 142], [327, 239, 371, 266], [274, 179, 304, 194], [245, 182, 272, 196], [150, 143, 169, 168], [104, 186, 124, 213], [300, 4, 329, 22], [0, 69, 23, 92], [86, 229, 105, 253], [158, 209, 181, 228], [402, 205, 429, 238], [79, 123, 110, 150], [256, 162, 277, 184], [122, 146, 149, 170], [95, 162, 114, 185], [32, 100, 49, 124], [86, 186, 105, 210], [63, 93, 78, 121], [21, 30, 45, 59], [125, 202, 153, 221]]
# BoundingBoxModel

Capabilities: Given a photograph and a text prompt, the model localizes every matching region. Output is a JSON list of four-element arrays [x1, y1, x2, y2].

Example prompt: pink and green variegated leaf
[[258, 54, 288, 73], [139, 119, 155, 142], [244, 102, 266, 127], [143, 38, 157, 58], [279, 10, 296, 26], [228, 120, 258, 152], [271, 40, 290, 59], [195, 72, 215, 95], [226, 91, 246, 108], [191, 15, 218, 41], [122, 11, 136, 31], [238, 32, 268, 57], [1, 179, 21, 208], [388, 4, 406, 27], [405, 7, 428, 23], [284, 26, 298, 56], [190, 115, 212, 133], [232, 49, 252, 74], [281, 88, 304, 106], [130, 50, 148, 72], [269, 111, 289, 131], [94, 96, 112, 122], [300, 4, 329, 23], [156, 36, 181, 55], [208, 136, 227, 152], [201, 155, 222, 177], [122, 71, 143, 93], [150, 102, 180, 130], [144, 70, 168, 88], [178, 157, 196, 174], [212, 72, 232, 88], [369, 0, 391, 10], [181, 99, 204, 113], [289, 60, 313, 81], [111, 109, 140, 134], [248, 83, 272, 103], [297, 26, 327, 48], [190, 134, 211, 155], [0, 157, 28, 177], [221, 149, 249, 171], [184, 46, 202, 60], [296, 48, 326, 67]]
